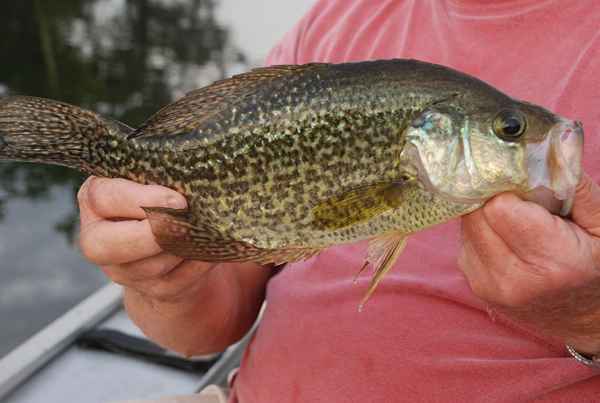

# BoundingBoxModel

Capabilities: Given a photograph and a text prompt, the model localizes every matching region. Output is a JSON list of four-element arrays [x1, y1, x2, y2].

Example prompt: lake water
[[0, 0, 314, 358]]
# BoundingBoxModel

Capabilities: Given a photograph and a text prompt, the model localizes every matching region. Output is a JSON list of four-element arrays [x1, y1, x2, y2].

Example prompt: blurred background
[[0, 0, 314, 359]]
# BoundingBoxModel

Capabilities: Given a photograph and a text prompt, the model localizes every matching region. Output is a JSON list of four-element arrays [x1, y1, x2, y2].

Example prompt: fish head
[[402, 98, 583, 216]]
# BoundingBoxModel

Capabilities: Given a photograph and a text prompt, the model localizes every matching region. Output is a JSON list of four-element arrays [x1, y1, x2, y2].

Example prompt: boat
[[0, 283, 254, 402]]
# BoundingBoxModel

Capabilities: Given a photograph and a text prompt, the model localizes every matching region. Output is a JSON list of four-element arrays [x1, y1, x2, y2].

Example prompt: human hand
[[459, 173, 600, 354], [77, 176, 217, 305], [77, 177, 271, 354]]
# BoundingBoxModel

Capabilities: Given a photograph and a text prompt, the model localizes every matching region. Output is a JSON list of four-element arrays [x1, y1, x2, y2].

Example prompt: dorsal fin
[[129, 63, 327, 139], [105, 118, 134, 136]]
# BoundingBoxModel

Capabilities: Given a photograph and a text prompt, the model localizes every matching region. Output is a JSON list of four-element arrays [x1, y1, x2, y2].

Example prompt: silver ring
[[566, 345, 600, 369]]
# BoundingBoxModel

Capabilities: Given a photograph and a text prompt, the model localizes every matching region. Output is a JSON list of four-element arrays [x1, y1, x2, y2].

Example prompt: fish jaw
[[524, 119, 583, 216]]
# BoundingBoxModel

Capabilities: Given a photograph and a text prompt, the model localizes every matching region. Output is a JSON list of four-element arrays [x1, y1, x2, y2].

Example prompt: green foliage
[[0, 0, 235, 240]]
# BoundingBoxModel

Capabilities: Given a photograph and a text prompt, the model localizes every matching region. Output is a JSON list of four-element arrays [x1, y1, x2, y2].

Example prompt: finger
[[460, 209, 515, 293], [79, 219, 162, 265], [480, 193, 569, 263], [78, 176, 187, 223], [78, 176, 101, 225], [572, 173, 600, 235], [101, 253, 185, 285], [458, 215, 495, 299], [460, 210, 551, 306], [461, 208, 514, 276], [463, 194, 598, 305]]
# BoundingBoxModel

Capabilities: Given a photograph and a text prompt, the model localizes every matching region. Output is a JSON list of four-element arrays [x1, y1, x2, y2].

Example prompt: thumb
[[571, 173, 600, 236]]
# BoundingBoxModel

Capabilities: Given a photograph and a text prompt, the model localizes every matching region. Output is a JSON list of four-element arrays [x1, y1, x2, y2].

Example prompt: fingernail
[[167, 194, 187, 209]]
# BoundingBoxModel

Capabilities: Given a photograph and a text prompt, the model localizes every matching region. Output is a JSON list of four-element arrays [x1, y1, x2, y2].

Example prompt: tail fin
[[0, 96, 129, 175]]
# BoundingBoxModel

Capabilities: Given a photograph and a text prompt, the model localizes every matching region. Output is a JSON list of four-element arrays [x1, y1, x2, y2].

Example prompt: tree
[[0, 0, 238, 240]]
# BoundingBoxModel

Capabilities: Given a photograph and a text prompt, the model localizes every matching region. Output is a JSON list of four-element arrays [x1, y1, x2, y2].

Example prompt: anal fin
[[142, 206, 320, 265], [358, 233, 407, 311]]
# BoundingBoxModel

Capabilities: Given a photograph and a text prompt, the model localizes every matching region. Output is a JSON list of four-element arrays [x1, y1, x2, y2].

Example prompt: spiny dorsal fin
[[129, 63, 327, 139], [106, 118, 134, 136], [142, 206, 320, 265]]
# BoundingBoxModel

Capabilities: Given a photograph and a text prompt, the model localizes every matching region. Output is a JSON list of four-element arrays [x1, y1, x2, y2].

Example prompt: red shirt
[[231, 1, 600, 401]]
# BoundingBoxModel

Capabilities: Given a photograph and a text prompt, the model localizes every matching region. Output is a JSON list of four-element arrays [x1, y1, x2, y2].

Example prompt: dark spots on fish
[[247, 145, 258, 159], [0, 133, 7, 150], [232, 181, 250, 193], [230, 196, 244, 212]]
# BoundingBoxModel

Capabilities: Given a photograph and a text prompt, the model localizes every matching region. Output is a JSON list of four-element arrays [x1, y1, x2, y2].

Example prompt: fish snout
[[524, 119, 584, 216], [551, 119, 584, 215], [555, 119, 584, 183]]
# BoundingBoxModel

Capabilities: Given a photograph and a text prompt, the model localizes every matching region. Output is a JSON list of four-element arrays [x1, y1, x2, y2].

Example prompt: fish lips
[[524, 119, 584, 216]]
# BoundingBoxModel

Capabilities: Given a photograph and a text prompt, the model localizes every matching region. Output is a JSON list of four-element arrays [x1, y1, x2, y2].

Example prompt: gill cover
[[401, 107, 527, 204]]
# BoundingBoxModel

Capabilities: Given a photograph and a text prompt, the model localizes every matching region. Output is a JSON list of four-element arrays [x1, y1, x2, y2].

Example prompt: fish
[[0, 59, 584, 308]]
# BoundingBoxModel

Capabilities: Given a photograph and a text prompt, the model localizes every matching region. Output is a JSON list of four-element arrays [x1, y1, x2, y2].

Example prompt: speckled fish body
[[0, 59, 584, 303], [127, 62, 480, 251]]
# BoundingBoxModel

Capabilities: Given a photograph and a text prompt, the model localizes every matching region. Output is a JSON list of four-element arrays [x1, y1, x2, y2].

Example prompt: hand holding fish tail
[[77, 176, 271, 355], [459, 173, 600, 355]]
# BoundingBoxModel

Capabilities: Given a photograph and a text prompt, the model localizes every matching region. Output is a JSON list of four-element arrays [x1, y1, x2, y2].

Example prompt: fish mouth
[[524, 119, 583, 216]]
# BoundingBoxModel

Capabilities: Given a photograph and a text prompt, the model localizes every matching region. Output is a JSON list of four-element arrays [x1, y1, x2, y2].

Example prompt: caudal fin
[[0, 96, 128, 175]]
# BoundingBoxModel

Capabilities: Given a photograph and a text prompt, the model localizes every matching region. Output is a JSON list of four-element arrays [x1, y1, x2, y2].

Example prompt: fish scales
[[133, 69, 448, 248]]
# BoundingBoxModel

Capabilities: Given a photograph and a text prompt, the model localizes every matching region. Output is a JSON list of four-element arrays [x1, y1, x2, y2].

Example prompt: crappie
[[0, 60, 583, 306]]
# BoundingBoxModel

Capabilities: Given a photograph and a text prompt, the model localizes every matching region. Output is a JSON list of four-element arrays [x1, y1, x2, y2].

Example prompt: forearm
[[124, 262, 271, 356]]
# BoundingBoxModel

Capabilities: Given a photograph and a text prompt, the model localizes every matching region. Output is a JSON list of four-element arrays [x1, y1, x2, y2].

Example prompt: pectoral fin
[[312, 181, 407, 231], [142, 206, 320, 265], [358, 233, 407, 311]]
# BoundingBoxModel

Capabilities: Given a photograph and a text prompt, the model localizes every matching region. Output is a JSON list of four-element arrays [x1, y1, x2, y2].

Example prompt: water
[[0, 0, 314, 358]]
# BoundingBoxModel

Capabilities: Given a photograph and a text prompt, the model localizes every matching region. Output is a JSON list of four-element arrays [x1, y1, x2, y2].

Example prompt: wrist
[[124, 286, 206, 320], [124, 287, 231, 356]]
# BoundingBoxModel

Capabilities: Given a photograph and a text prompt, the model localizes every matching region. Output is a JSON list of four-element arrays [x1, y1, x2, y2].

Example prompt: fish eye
[[493, 110, 527, 141]]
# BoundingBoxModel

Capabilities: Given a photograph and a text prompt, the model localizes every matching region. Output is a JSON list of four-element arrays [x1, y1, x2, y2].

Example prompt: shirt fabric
[[230, 1, 600, 402]]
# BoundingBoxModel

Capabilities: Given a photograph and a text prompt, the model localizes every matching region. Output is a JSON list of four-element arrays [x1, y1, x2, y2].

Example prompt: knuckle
[[495, 284, 526, 308], [468, 278, 490, 301], [78, 229, 94, 259], [456, 248, 470, 272], [78, 226, 107, 264], [84, 177, 109, 215], [484, 194, 518, 222], [100, 265, 130, 286], [147, 260, 175, 279], [488, 272, 529, 308], [123, 258, 176, 282], [76, 179, 89, 204], [146, 281, 185, 303], [487, 193, 514, 211], [77, 177, 95, 209]]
